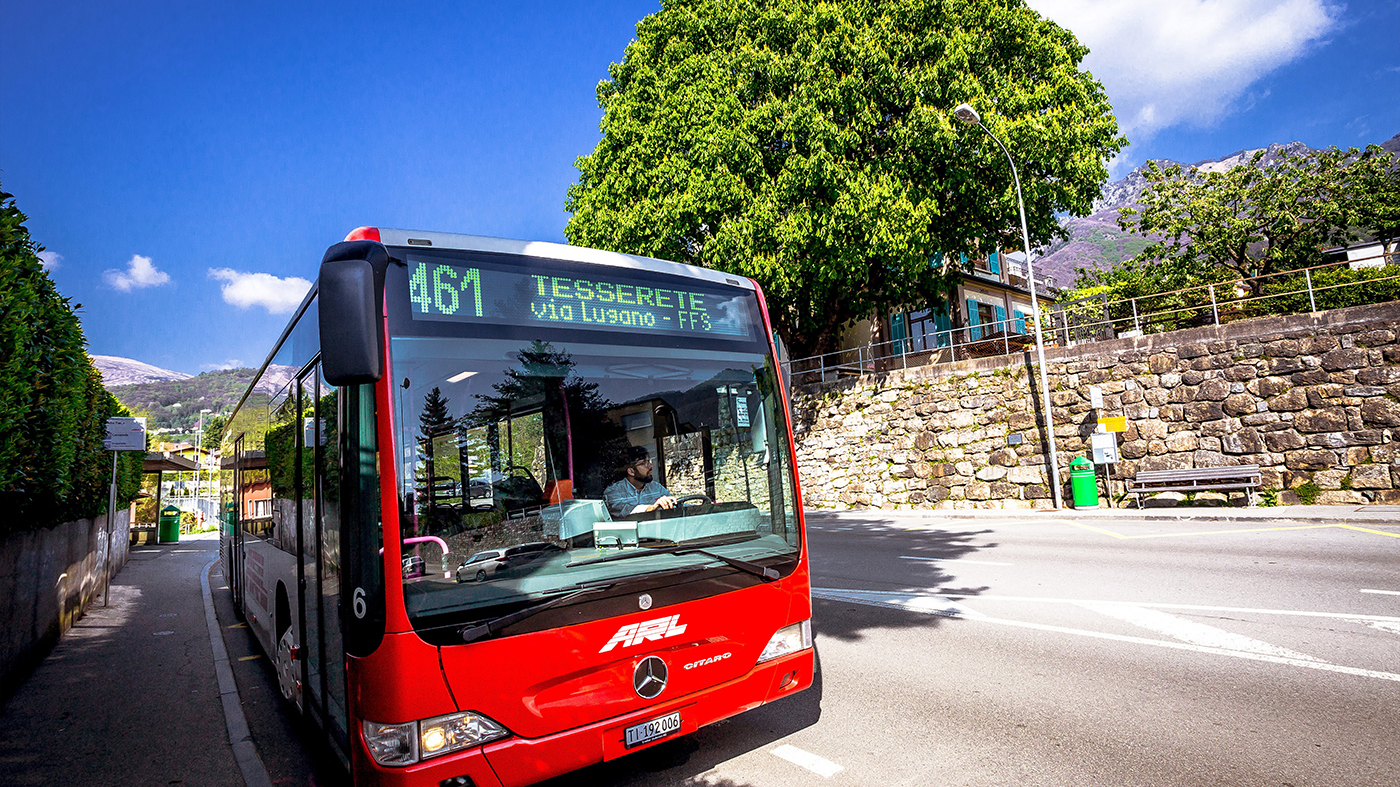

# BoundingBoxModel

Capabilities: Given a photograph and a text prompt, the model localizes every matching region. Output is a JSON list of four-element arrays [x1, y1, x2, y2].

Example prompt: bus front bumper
[[364, 647, 814, 787]]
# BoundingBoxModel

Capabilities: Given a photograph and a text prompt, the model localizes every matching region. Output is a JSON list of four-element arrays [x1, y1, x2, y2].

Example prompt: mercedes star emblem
[[638, 593, 653, 610], [633, 656, 668, 699]]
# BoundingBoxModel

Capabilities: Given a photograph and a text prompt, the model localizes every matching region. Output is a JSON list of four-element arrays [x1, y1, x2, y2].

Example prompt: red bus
[[220, 228, 813, 786]]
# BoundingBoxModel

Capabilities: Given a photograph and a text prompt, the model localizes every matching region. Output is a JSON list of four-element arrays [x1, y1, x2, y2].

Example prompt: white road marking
[[812, 588, 1400, 683], [771, 744, 844, 778], [1360, 588, 1400, 596], [899, 555, 1013, 566], [812, 588, 985, 619], [1360, 620, 1400, 636], [930, 593, 1400, 624], [1079, 603, 1324, 662]]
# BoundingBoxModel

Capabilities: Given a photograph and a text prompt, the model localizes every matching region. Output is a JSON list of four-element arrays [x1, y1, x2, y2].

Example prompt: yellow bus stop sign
[[1099, 415, 1127, 433]]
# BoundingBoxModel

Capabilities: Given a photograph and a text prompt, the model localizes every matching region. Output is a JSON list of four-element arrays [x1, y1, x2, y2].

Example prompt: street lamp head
[[200, 409, 211, 414], [952, 103, 981, 126]]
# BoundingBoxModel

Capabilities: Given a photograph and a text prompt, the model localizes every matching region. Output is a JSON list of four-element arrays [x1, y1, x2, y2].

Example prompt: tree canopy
[[565, 0, 1124, 357], [1117, 145, 1400, 295]]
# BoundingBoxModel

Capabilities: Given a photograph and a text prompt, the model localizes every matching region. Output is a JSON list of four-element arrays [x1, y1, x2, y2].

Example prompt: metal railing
[[785, 247, 1399, 386]]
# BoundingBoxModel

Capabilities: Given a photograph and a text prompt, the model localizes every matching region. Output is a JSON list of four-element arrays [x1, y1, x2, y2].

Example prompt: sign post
[[102, 417, 147, 606]]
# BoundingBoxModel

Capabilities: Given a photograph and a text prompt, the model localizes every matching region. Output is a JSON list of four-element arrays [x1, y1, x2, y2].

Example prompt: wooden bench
[[1126, 465, 1262, 508]]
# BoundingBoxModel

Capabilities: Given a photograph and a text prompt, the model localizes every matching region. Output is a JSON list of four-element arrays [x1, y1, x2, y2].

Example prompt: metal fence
[[785, 247, 1399, 386]]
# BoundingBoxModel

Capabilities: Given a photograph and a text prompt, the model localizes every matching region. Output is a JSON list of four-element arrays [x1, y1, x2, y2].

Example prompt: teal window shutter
[[935, 309, 952, 347], [960, 252, 969, 268], [989, 251, 1000, 275], [930, 251, 944, 269], [994, 304, 1007, 334], [967, 298, 982, 340], [1014, 309, 1026, 334], [891, 312, 908, 354]]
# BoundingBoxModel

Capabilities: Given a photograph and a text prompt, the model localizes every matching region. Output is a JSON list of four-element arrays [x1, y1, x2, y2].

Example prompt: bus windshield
[[385, 251, 801, 638]]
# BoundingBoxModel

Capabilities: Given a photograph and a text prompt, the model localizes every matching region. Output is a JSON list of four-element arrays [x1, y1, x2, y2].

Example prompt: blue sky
[[3, 0, 1397, 376]]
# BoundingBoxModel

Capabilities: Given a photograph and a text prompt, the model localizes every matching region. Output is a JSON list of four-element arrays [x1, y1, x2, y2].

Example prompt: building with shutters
[[886, 249, 1059, 355]]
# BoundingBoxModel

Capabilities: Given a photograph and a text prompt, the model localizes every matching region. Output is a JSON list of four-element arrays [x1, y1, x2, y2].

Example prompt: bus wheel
[[276, 628, 302, 710]]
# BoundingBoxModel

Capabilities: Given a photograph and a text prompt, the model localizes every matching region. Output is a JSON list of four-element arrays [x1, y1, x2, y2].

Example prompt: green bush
[[0, 185, 143, 532], [1295, 481, 1321, 505]]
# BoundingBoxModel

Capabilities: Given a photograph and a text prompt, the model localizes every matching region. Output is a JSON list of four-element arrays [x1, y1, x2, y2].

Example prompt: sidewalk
[[806, 504, 1400, 525], [0, 533, 246, 786]]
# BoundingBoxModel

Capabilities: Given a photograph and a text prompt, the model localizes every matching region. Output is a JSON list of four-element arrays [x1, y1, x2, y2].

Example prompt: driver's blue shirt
[[604, 478, 671, 518]]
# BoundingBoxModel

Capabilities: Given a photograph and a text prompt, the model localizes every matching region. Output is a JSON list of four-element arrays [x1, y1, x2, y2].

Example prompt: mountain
[[92, 354, 191, 387], [1035, 134, 1399, 290], [105, 364, 297, 437]]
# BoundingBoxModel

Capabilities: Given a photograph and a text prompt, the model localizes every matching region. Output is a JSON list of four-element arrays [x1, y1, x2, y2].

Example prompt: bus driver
[[604, 446, 678, 517]]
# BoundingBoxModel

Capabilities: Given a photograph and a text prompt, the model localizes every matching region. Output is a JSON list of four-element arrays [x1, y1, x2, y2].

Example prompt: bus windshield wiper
[[566, 533, 779, 581], [459, 586, 600, 644]]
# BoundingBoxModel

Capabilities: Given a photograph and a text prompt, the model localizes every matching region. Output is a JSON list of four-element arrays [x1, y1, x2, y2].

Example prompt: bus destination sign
[[406, 258, 754, 340]]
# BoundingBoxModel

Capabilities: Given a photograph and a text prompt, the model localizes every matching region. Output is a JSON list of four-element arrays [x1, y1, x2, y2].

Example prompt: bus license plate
[[624, 711, 681, 748]]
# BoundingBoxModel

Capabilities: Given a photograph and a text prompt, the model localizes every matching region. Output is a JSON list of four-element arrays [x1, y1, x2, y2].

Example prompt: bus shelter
[[133, 452, 199, 544]]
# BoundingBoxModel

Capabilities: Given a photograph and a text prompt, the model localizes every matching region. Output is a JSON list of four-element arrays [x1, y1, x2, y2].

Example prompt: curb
[[201, 557, 274, 787], [803, 508, 1400, 526]]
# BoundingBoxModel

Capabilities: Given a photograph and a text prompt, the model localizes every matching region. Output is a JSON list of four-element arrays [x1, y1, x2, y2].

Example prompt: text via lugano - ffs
[[407, 259, 752, 339]]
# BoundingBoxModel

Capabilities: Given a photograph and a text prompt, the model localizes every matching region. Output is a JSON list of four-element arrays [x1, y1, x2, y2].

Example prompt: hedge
[[0, 184, 143, 533]]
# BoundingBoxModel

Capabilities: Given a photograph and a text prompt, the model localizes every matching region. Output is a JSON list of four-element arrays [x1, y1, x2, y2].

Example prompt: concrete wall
[[0, 509, 131, 700], [792, 301, 1400, 509]]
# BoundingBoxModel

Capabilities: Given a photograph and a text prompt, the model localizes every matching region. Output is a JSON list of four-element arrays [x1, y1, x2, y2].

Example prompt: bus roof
[[374, 228, 756, 292]]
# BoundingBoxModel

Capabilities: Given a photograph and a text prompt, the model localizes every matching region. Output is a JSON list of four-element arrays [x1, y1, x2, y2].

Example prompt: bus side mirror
[[319, 258, 383, 385]]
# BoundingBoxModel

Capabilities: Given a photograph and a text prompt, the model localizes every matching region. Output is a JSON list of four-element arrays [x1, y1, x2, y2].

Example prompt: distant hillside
[[92, 354, 191, 386], [107, 362, 297, 437], [1036, 134, 1398, 289]]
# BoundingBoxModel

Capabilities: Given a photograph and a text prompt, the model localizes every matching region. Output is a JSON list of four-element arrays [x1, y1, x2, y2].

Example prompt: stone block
[[975, 466, 1008, 481], [1260, 467, 1285, 489], [1351, 464, 1392, 490], [1195, 378, 1231, 401], [1302, 336, 1340, 354], [1008, 411, 1038, 430], [989, 481, 1019, 498], [1223, 365, 1258, 382], [1358, 329, 1397, 347], [1371, 489, 1400, 504], [1137, 419, 1169, 440], [1120, 440, 1149, 460], [1356, 367, 1400, 385], [1360, 398, 1400, 428], [1221, 430, 1264, 455], [1306, 433, 1348, 449], [1165, 432, 1200, 452], [1285, 449, 1337, 470], [1314, 468, 1347, 490], [1317, 490, 1368, 505], [1200, 419, 1234, 437], [1149, 355, 1177, 374], [1321, 348, 1368, 372], [1241, 412, 1281, 426], [914, 432, 936, 450], [1291, 369, 1330, 385], [983, 448, 1015, 467], [1007, 466, 1045, 484], [1184, 401, 1225, 421], [1024, 484, 1051, 499], [1178, 343, 1209, 359], [1266, 388, 1308, 411], [965, 482, 991, 500], [1181, 371, 1206, 386], [1293, 408, 1348, 433], [1269, 358, 1306, 375], [1141, 453, 1194, 471], [1253, 376, 1292, 398], [1222, 393, 1257, 416]]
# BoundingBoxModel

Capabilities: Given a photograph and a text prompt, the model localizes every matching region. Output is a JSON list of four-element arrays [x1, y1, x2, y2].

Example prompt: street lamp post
[[953, 103, 1063, 509], [196, 408, 211, 515]]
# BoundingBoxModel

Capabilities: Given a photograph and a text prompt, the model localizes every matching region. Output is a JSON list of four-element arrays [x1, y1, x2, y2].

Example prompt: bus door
[[297, 364, 350, 749]]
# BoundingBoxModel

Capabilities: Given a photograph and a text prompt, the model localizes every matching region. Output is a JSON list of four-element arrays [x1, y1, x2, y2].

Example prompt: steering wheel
[[675, 494, 711, 507]]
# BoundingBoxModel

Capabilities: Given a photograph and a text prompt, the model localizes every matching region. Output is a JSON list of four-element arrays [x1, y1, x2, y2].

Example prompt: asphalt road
[[225, 513, 1400, 787]]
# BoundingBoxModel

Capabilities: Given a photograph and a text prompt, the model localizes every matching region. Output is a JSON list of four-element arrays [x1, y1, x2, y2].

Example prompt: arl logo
[[599, 614, 687, 653]]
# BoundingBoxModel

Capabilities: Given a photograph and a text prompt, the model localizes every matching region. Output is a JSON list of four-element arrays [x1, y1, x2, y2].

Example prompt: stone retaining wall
[[791, 301, 1400, 509]]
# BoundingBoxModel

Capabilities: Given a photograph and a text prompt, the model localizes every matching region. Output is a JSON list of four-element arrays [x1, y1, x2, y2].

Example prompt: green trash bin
[[158, 505, 182, 543], [1070, 456, 1099, 510]]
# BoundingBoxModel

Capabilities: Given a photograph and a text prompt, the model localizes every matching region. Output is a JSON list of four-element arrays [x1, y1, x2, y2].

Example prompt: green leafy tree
[[565, 0, 1124, 357], [1118, 145, 1396, 296]]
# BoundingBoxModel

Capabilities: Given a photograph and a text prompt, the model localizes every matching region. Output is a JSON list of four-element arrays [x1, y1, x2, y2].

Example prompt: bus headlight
[[757, 619, 812, 664], [363, 712, 510, 767], [419, 711, 510, 760]]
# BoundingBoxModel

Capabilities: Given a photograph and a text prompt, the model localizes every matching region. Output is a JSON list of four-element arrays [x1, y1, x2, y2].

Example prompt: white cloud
[[37, 251, 62, 270], [1027, 0, 1341, 140], [209, 268, 312, 314], [201, 359, 245, 371], [104, 254, 171, 291]]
